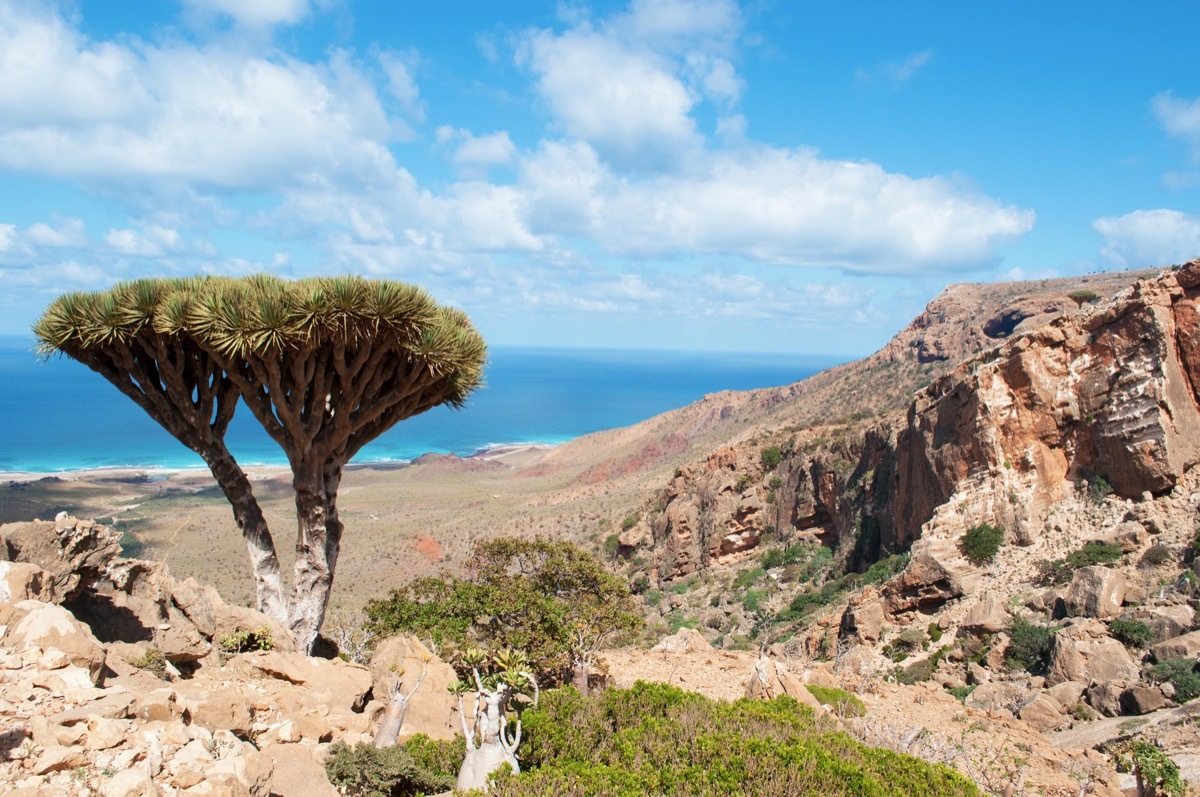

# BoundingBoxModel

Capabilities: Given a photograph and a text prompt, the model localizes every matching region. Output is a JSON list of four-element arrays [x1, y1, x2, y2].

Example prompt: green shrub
[[324, 741, 455, 797], [742, 589, 768, 613], [805, 684, 866, 717], [643, 590, 662, 607], [927, 623, 944, 643], [603, 533, 621, 558], [631, 575, 650, 594], [1141, 544, 1172, 567], [1112, 741, 1186, 797], [398, 734, 464, 782], [1088, 475, 1113, 503], [733, 567, 765, 590], [1068, 289, 1099, 307], [621, 514, 640, 531], [488, 682, 971, 797], [761, 445, 783, 471], [1005, 617, 1054, 674], [959, 524, 1004, 566], [1107, 618, 1154, 649], [736, 474, 753, 490], [769, 476, 784, 490], [1148, 658, 1200, 703], [1037, 542, 1125, 585], [219, 626, 273, 653], [897, 658, 933, 685], [126, 646, 167, 679], [947, 685, 976, 702]]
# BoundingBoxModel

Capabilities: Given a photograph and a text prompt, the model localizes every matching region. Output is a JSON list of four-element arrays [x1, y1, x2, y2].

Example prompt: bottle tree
[[35, 274, 486, 654]]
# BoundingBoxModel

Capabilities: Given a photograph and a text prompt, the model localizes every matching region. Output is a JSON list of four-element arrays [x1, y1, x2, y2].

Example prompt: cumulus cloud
[[105, 225, 183, 257], [1094, 209, 1200, 268], [516, 143, 1033, 273], [0, 5, 400, 190], [855, 49, 934, 87], [25, 218, 87, 248], [1153, 91, 1200, 159], [183, 0, 313, 28], [437, 127, 519, 177]]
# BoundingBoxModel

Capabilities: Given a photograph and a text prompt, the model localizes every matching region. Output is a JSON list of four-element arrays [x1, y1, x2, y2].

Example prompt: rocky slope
[[619, 261, 1200, 793]]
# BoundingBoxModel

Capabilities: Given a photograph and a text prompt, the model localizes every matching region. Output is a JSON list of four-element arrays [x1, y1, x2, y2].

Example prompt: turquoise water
[[0, 337, 840, 472]]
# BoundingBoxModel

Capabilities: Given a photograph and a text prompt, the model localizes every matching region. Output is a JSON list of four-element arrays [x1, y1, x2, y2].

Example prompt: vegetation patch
[[805, 685, 866, 717], [1107, 618, 1154, 649], [324, 737, 458, 797], [1004, 617, 1054, 674], [1037, 542, 1124, 585], [219, 626, 273, 654], [481, 682, 974, 796], [126, 646, 167, 679], [959, 523, 1004, 566], [1147, 658, 1200, 704]]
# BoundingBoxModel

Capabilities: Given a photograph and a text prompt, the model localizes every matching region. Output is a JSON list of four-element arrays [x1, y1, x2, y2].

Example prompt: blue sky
[[1, 0, 1198, 356]]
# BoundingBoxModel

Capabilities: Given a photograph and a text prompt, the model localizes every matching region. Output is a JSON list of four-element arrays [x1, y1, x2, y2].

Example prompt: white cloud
[[856, 49, 934, 87], [25, 218, 86, 247], [0, 224, 13, 252], [1153, 91, 1200, 161], [183, 0, 312, 28], [1094, 209, 1200, 268], [379, 49, 425, 124], [0, 5, 398, 191], [519, 28, 702, 168], [438, 128, 519, 176], [517, 144, 1034, 273], [105, 225, 182, 257]]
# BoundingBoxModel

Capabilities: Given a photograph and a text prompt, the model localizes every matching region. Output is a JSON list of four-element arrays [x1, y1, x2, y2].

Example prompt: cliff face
[[638, 262, 1200, 585], [891, 261, 1200, 551]]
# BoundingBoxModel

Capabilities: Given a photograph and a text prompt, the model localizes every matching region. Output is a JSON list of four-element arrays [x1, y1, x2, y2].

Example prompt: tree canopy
[[364, 537, 642, 685], [35, 274, 486, 654]]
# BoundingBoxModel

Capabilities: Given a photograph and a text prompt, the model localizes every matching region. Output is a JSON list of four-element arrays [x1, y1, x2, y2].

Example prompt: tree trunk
[[572, 660, 590, 696], [201, 449, 287, 624], [289, 471, 335, 655], [372, 701, 407, 748]]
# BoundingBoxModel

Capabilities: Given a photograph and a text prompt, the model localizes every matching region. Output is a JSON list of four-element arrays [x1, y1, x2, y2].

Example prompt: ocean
[[0, 336, 841, 473]]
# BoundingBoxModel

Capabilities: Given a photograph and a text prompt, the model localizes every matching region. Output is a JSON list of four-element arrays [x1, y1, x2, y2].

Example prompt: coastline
[[0, 442, 558, 484]]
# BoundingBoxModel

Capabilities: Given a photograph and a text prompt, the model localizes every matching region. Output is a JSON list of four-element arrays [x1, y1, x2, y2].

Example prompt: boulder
[[652, 627, 712, 653], [1063, 566, 1126, 620], [1149, 629, 1200, 662], [1095, 521, 1149, 553], [962, 594, 1010, 633], [1086, 681, 1127, 717], [100, 767, 157, 797], [839, 586, 885, 644], [1046, 622, 1140, 686], [1119, 686, 1171, 716], [744, 657, 824, 714], [1019, 692, 1066, 733], [1121, 604, 1194, 644], [234, 651, 372, 715], [1045, 680, 1086, 707], [265, 744, 340, 797], [883, 536, 980, 615], [0, 562, 57, 603], [368, 636, 458, 740], [4, 600, 106, 684], [173, 682, 263, 736]]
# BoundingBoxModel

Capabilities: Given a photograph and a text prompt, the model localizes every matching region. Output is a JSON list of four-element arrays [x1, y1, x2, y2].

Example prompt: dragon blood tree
[[35, 275, 486, 654]]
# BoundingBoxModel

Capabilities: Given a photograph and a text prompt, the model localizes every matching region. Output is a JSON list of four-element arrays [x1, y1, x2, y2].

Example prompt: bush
[[1148, 658, 1200, 703], [219, 626, 273, 653], [364, 537, 641, 684], [1067, 289, 1099, 307], [621, 514, 640, 531], [1037, 542, 1124, 585], [488, 682, 973, 797], [761, 445, 783, 471], [1112, 741, 1187, 797], [733, 567, 764, 590], [1141, 544, 1173, 567], [742, 589, 768, 613], [126, 646, 167, 679], [603, 533, 621, 558], [324, 740, 456, 797], [897, 657, 934, 685], [1107, 618, 1154, 649], [805, 684, 866, 717], [959, 524, 1004, 566], [1088, 475, 1113, 503], [1005, 617, 1054, 674], [947, 685, 976, 702]]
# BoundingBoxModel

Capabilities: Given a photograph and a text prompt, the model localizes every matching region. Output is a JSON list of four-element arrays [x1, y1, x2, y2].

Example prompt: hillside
[[1, 263, 1196, 795]]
